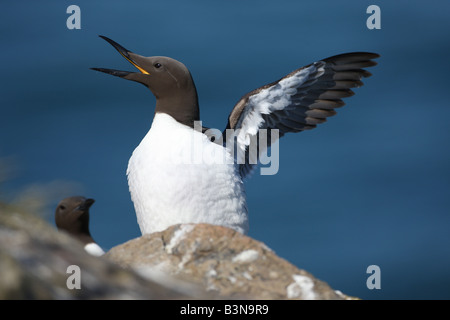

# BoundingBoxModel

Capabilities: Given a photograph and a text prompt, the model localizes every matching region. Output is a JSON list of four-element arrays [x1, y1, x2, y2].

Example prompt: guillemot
[[55, 196, 105, 256], [92, 35, 379, 235]]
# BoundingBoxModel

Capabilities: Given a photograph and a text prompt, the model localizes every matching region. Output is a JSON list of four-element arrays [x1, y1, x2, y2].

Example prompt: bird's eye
[[154, 63, 162, 69]]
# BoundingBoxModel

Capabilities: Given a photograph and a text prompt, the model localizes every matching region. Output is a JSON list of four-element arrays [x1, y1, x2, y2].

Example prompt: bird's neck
[[76, 233, 96, 245], [71, 215, 94, 244], [154, 85, 200, 128]]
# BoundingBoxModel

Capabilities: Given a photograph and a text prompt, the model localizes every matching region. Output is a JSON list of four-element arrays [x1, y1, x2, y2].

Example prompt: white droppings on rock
[[286, 274, 317, 300], [206, 268, 217, 278], [165, 224, 195, 254], [269, 271, 279, 279], [260, 243, 273, 252], [177, 240, 198, 270], [232, 249, 259, 263], [335, 290, 344, 297], [334, 289, 355, 300], [206, 282, 219, 292], [205, 267, 219, 292], [133, 263, 170, 281], [242, 272, 253, 280], [133, 264, 198, 296]]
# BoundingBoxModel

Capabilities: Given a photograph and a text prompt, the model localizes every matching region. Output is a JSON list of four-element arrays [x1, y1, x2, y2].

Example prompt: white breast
[[84, 242, 105, 256], [127, 113, 248, 235]]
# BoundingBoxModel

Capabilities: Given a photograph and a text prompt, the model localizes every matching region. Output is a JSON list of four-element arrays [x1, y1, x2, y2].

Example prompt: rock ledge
[[0, 205, 352, 299], [106, 223, 348, 300]]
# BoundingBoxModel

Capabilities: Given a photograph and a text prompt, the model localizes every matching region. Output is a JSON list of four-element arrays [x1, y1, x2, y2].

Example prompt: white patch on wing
[[230, 63, 322, 166]]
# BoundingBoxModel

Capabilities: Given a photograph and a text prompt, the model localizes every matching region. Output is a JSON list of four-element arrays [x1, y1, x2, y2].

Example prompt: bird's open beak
[[91, 35, 150, 77]]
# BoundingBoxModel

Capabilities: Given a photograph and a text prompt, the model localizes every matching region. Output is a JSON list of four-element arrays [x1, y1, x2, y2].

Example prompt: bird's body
[[127, 112, 248, 234], [93, 36, 379, 235]]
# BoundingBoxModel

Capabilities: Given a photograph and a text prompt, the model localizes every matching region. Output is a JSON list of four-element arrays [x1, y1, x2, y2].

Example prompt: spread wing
[[223, 52, 380, 178]]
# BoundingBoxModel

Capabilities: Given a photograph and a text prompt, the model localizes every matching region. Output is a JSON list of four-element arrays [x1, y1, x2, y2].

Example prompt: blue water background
[[1, 1, 450, 299]]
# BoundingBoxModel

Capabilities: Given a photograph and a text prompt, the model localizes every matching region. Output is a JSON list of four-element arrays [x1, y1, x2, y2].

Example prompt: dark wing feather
[[223, 52, 379, 178]]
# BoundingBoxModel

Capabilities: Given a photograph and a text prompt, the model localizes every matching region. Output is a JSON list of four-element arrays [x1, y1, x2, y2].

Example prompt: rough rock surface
[[106, 223, 349, 300], [0, 202, 352, 299], [0, 204, 206, 299]]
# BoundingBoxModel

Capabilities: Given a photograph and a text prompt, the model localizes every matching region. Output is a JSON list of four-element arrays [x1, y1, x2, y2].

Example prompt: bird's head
[[55, 196, 95, 235], [91, 36, 199, 127]]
